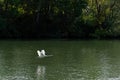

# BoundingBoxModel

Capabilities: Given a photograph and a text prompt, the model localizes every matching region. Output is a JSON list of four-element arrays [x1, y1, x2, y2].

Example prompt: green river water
[[0, 40, 120, 80]]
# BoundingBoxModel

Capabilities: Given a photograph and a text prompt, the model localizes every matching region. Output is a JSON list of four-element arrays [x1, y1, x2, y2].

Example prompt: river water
[[0, 40, 120, 80]]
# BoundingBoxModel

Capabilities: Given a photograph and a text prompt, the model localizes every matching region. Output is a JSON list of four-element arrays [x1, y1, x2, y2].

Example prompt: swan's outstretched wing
[[41, 50, 46, 56], [37, 50, 41, 57]]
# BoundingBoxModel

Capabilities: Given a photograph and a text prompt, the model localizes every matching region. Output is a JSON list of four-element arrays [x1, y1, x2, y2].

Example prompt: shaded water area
[[0, 40, 120, 80]]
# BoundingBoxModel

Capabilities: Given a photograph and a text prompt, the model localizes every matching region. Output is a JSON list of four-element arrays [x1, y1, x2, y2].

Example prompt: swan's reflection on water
[[36, 65, 46, 80]]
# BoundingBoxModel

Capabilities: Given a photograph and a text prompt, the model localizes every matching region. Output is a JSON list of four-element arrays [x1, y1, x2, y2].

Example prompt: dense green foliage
[[0, 0, 119, 39]]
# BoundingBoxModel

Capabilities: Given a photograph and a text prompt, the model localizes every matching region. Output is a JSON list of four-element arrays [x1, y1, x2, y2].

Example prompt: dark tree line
[[0, 0, 119, 39]]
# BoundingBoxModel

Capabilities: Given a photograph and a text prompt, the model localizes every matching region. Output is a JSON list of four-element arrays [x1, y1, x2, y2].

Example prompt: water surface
[[0, 40, 120, 80]]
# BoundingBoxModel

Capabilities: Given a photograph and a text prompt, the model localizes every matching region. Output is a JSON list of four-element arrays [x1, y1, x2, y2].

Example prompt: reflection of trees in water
[[36, 66, 46, 80]]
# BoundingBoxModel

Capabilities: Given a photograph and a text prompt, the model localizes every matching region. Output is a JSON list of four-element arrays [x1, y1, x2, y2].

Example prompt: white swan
[[37, 49, 53, 58], [37, 50, 46, 57]]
